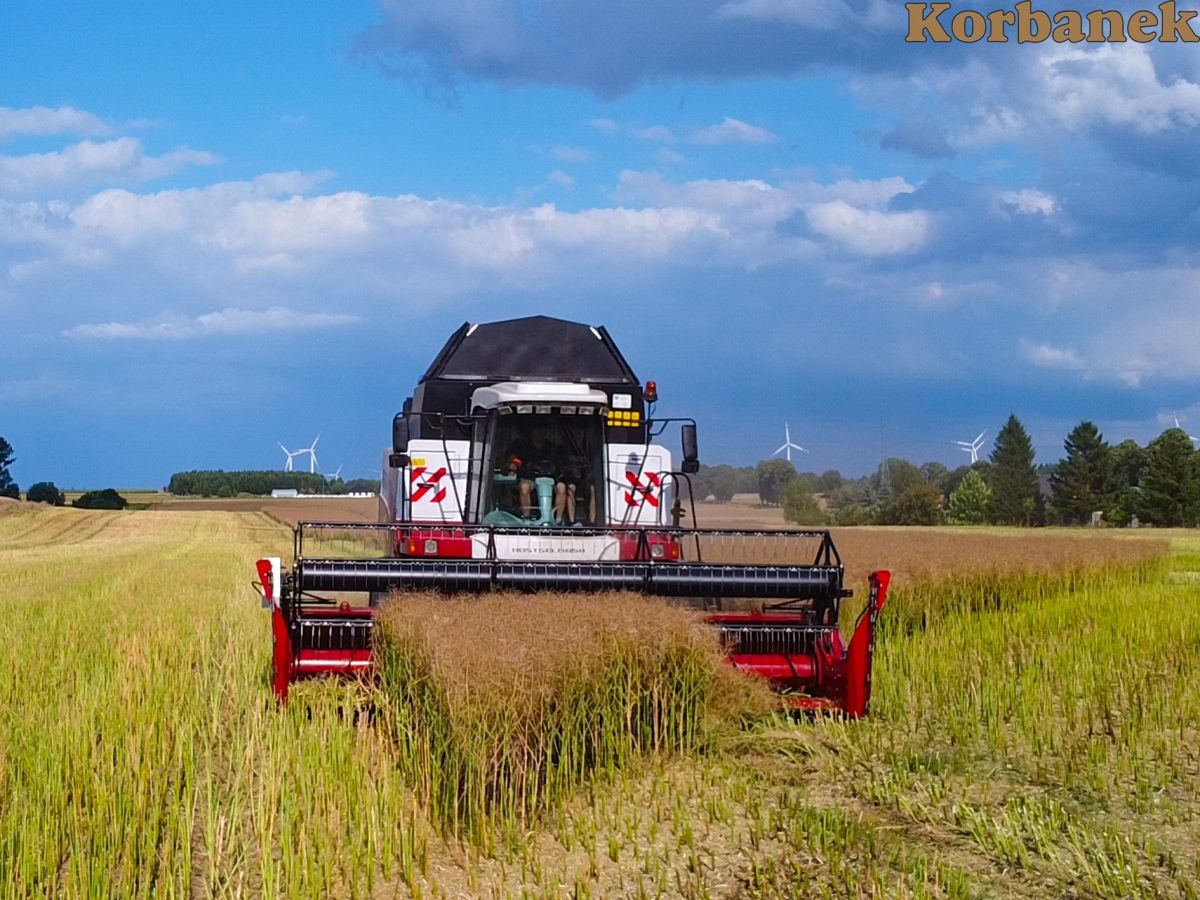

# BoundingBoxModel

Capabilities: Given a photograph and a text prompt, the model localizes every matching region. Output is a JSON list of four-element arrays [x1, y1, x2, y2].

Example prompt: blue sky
[[3, 1, 1200, 488]]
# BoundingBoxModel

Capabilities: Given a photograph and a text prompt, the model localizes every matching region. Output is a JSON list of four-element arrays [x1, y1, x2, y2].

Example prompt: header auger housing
[[256, 523, 890, 716], [254, 315, 888, 716]]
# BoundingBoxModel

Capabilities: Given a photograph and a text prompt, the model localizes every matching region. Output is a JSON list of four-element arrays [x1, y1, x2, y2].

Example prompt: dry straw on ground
[[374, 592, 772, 846], [830, 528, 1168, 589]]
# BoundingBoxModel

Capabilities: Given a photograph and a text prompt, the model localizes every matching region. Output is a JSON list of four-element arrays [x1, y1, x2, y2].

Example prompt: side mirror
[[681, 423, 700, 474], [392, 414, 410, 454]]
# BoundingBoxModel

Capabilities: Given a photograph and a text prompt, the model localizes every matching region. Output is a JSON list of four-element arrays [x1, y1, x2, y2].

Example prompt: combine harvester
[[256, 316, 890, 716]]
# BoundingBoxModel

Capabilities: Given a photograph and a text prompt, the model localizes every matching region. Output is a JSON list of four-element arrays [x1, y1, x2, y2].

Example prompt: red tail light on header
[[644, 380, 658, 403]]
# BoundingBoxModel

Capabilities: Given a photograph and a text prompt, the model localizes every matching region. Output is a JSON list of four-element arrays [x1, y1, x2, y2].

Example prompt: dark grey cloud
[[355, 0, 935, 97], [879, 118, 954, 159]]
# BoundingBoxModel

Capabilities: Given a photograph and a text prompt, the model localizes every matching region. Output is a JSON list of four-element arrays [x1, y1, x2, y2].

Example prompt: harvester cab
[[378, 316, 680, 536], [256, 315, 889, 716]]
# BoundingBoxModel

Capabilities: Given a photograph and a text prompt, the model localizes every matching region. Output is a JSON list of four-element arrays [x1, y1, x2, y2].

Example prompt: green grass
[[0, 505, 1193, 897]]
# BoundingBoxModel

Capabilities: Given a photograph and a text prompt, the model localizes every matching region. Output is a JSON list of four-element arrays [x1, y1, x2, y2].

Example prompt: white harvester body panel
[[470, 533, 622, 561], [471, 381, 608, 410], [404, 439, 471, 523], [606, 444, 673, 527]]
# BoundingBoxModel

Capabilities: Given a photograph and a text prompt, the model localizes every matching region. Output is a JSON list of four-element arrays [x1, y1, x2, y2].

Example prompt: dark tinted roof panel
[[421, 315, 639, 384]]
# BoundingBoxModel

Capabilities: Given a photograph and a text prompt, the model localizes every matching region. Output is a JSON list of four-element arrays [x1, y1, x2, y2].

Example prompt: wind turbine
[[955, 431, 987, 464], [278, 442, 305, 472], [1174, 416, 1199, 447], [326, 464, 343, 481], [299, 433, 321, 474], [772, 423, 808, 463]]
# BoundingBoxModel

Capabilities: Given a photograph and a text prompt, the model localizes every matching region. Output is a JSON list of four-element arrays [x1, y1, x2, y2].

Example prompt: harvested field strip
[[0, 507, 114, 548]]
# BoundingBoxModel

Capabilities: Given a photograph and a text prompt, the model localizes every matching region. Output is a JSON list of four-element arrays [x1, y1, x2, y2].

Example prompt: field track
[[0, 503, 1196, 897]]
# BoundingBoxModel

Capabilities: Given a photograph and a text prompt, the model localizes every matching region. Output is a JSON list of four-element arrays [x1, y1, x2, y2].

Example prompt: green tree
[[943, 461, 992, 498], [72, 489, 128, 510], [693, 465, 738, 503], [871, 458, 924, 500], [708, 467, 737, 503], [920, 461, 949, 488], [947, 469, 992, 524], [829, 503, 872, 525], [1049, 421, 1116, 525], [26, 482, 65, 505], [879, 481, 942, 525], [1136, 429, 1200, 526], [0, 436, 17, 499], [1111, 439, 1148, 488], [782, 480, 825, 525], [755, 458, 797, 506], [989, 415, 1039, 525], [831, 480, 871, 509], [1106, 439, 1148, 525], [167, 469, 328, 496], [816, 469, 843, 495]]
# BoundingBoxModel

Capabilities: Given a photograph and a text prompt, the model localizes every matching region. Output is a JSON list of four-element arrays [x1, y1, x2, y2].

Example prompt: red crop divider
[[842, 570, 890, 719]]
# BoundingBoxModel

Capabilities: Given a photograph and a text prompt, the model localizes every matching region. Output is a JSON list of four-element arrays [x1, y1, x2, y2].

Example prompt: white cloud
[[912, 278, 997, 309], [614, 170, 797, 239], [689, 117, 776, 145], [214, 192, 374, 256], [1021, 340, 1084, 370], [71, 188, 190, 244], [0, 371, 74, 401], [787, 176, 915, 209], [549, 145, 592, 163], [0, 106, 110, 141], [917, 281, 948, 308], [655, 148, 688, 166], [999, 188, 1056, 216], [633, 125, 675, 143], [64, 306, 358, 340], [805, 200, 928, 255], [1006, 265, 1200, 387], [587, 116, 775, 148], [29, 171, 738, 280], [546, 170, 574, 189], [0, 138, 218, 194], [1038, 44, 1200, 134], [954, 106, 1025, 148]]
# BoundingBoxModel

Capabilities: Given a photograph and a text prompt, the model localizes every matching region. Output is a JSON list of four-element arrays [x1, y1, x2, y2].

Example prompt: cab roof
[[420, 315, 639, 385]]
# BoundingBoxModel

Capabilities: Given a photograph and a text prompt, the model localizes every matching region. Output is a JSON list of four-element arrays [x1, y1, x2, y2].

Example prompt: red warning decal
[[624, 471, 660, 508], [410, 466, 448, 504]]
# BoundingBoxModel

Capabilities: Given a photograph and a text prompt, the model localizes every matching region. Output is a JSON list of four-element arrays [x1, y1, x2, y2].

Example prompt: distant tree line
[[72, 489, 128, 510], [690, 414, 1200, 528], [0, 437, 127, 509], [167, 470, 380, 497]]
